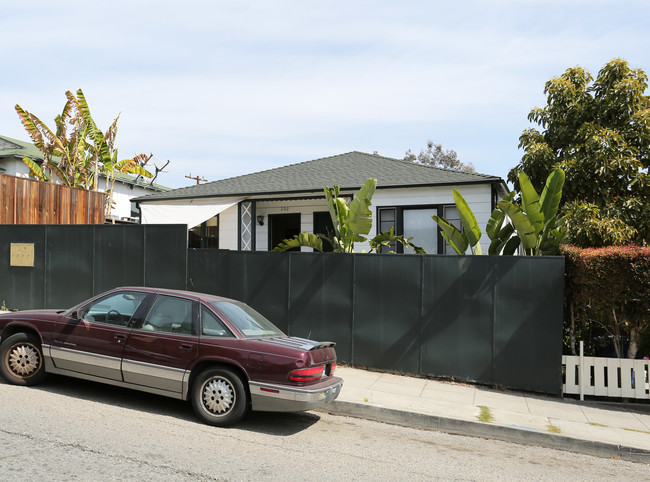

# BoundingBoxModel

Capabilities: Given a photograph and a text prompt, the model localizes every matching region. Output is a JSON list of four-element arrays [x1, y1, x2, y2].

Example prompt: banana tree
[[17, 89, 153, 218], [432, 168, 566, 256], [15, 94, 95, 189], [498, 169, 567, 255], [486, 191, 521, 255], [76, 89, 153, 216], [432, 189, 483, 255], [368, 227, 426, 254], [274, 178, 377, 253]]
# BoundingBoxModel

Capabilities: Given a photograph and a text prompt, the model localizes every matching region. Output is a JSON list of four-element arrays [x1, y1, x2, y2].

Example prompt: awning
[[139, 197, 243, 228]]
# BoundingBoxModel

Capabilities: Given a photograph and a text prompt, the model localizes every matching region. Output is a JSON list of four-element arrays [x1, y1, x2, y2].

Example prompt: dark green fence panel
[[94, 225, 146, 293], [288, 253, 354, 361], [0, 225, 187, 310], [46, 226, 95, 308], [420, 256, 495, 383], [187, 249, 225, 295], [0, 226, 564, 395], [493, 257, 564, 393], [224, 252, 291, 333], [353, 254, 422, 373], [143, 225, 188, 290], [186, 250, 564, 395], [0, 226, 47, 310]]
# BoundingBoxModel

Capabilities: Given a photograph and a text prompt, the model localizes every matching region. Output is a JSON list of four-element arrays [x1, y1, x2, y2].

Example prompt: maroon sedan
[[0, 287, 342, 426]]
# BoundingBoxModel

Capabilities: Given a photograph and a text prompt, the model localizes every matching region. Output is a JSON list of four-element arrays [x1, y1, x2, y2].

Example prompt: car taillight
[[329, 362, 336, 376], [289, 366, 324, 382]]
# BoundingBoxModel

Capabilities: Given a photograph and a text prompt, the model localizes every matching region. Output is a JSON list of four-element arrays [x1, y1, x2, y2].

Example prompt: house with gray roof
[[133, 151, 508, 254], [0, 134, 169, 222]]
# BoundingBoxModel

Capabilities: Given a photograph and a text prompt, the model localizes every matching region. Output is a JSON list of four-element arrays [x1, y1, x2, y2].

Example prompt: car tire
[[0, 333, 47, 386], [191, 368, 249, 426]]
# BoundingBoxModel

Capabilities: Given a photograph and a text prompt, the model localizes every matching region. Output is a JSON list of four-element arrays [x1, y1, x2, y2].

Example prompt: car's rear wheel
[[191, 368, 248, 426], [0, 333, 46, 386]]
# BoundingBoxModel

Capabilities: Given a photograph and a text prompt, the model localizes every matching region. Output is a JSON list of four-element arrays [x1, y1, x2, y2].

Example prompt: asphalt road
[[0, 375, 646, 481]]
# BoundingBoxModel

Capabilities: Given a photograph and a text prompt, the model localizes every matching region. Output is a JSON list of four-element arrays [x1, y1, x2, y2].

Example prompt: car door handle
[[115, 334, 127, 343], [179, 343, 193, 350]]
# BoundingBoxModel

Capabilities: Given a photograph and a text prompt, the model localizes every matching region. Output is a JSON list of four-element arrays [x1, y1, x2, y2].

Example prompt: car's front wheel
[[0, 333, 47, 386], [191, 368, 249, 426]]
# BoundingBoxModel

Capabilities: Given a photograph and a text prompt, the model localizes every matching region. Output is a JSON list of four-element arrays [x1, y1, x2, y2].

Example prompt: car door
[[50, 290, 150, 381], [121, 294, 199, 395]]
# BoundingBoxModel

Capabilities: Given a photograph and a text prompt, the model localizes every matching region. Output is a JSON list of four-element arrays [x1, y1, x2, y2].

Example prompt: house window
[[130, 201, 139, 221], [443, 205, 461, 254], [403, 208, 437, 254], [377, 205, 457, 255], [377, 208, 397, 253], [189, 215, 219, 249]]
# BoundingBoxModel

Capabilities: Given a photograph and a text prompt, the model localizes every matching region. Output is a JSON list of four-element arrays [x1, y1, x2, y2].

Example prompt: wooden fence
[[0, 174, 105, 224]]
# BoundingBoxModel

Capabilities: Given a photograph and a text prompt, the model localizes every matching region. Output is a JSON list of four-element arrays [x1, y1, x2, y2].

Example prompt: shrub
[[562, 245, 650, 358]]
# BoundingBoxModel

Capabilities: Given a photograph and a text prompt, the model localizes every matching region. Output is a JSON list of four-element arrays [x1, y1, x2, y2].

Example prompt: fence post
[[579, 340, 584, 401]]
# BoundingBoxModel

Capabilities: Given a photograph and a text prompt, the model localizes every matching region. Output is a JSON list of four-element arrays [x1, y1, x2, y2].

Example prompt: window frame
[[189, 214, 220, 249], [78, 290, 151, 328], [138, 293, 198, 336], [200, 303, 236, 338], [376, 204, 458, 254]]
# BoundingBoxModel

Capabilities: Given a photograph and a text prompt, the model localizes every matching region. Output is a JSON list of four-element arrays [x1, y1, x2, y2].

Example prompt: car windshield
[[210, 301, 284, 338]]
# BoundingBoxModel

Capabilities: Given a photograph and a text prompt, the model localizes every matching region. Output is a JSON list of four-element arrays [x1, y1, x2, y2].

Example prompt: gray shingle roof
[[134, 151, 504, 202], [0, 134, 44, 160]]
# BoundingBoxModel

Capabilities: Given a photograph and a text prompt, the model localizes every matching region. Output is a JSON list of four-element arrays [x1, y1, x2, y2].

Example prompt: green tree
[[404, 139, 475, 172], [510, 58, 650, 247]]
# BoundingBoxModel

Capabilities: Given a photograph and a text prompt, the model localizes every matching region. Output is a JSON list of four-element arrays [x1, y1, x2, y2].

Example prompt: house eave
[[135, 178, 503, 204]]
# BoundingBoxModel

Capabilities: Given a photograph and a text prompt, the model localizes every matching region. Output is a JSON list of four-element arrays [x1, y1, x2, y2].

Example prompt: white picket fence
[[563, 354, 650, 400]]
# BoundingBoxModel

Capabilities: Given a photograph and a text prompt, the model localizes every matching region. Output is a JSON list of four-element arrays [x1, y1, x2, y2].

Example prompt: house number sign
[[10, 243, 35, 267]]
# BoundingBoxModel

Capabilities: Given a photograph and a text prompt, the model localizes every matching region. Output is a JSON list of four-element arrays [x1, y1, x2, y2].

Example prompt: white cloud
[[2, 1, 650, 188]]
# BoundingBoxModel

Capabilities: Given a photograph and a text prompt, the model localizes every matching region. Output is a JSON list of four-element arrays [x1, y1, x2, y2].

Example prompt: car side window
[[81, 292, 148, 326], [142, 295, 194, 335], [201, 305, 233, 338]]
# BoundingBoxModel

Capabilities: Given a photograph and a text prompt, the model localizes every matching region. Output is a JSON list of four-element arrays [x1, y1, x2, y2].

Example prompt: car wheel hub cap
[[202, 377, 235, 415], [8, 344, 40, 377]]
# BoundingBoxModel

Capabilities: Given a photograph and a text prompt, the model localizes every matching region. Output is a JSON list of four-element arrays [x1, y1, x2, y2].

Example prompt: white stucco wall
[[219, 204, 240, 250], [0, 158, 31, 177], [248, 183, 495, 253]]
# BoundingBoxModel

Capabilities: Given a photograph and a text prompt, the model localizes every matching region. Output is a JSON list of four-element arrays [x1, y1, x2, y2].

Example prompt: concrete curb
[[319, 400, 650, 464]]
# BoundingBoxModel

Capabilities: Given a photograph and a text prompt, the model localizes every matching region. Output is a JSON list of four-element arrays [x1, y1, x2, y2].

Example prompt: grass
[[0, 300, 7, 311], [589, 422, 608, 427], [623, 427, 650, 435], [477, 405, 493, 423], [547, 422, 561, 434]]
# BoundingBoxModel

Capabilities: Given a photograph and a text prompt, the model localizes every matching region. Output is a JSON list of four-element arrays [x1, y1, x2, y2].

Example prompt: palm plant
[[432, 168, 566, 256], [15, 89, 153, 217]]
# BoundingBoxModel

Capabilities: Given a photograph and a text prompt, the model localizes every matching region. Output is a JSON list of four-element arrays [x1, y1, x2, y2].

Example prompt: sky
[[2, 1, 650, 189]]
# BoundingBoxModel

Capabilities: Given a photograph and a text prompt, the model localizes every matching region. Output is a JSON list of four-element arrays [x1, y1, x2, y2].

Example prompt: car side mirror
[[72, 309, 86, 320]]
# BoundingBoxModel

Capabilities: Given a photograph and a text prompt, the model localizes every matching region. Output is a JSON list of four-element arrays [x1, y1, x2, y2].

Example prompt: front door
[[268, 213, 301, 251]]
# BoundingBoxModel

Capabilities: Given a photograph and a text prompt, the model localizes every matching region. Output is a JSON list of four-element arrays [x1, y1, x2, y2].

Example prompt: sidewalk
[[320, 366, 650, 464]]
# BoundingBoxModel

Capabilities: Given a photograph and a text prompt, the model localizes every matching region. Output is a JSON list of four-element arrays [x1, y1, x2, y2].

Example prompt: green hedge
[[561, 245, 650, 358]]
